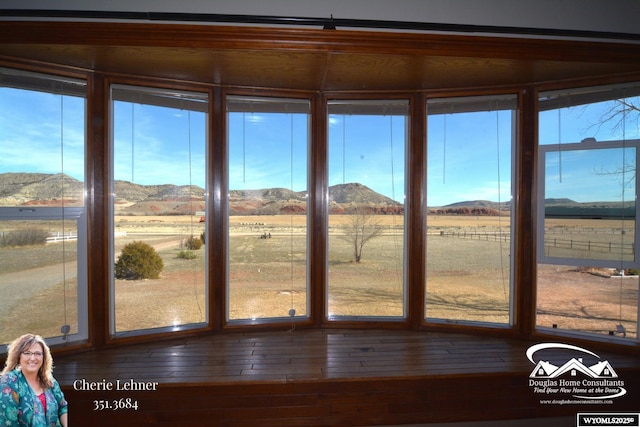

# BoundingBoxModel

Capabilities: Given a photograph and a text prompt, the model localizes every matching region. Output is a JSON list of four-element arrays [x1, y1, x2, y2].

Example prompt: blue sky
[[0, 88, 86, 181], [427, 110, 513, 207], [539, 101, 640, 203], [328, 114, 406, 203], [543, 146, 636, 203], [113, 101, 207, 188], [2, 86, 639, 207], [228, 112, 308, 193]]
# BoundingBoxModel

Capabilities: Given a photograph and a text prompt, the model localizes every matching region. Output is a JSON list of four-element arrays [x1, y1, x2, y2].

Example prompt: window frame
[[0, 207, 89, 347], [424, 93, 519, 328], [108, 82, 210, 338], [325, 98, 410, 321], [537, 138, 640, 269], [224, 94, 312, 325], [535, 82, 640, 343], [0, 67, 89, 350]]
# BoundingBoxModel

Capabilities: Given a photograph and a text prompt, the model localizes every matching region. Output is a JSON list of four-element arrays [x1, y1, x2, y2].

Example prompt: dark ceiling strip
[[1, 9, 640, 42]]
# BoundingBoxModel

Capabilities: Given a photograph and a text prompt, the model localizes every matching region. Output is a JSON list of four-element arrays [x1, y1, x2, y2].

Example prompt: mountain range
[[0, 173, 631, 217], [0, 173, 403, 215]]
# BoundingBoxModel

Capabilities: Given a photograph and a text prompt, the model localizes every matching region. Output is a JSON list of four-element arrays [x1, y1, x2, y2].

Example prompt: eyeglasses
[[22, 351, 44, 358]]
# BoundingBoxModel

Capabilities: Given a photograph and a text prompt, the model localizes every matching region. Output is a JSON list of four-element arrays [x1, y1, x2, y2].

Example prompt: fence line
[[545, 227, 634, 235], [435, 230, 634, 256], [543, 237, 634, 255], [46, 232, 78, 243], [434, 231, 510, 242]]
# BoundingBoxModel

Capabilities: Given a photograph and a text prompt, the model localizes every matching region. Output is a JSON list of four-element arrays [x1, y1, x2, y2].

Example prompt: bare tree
[[590, 98, 640, 136], [590, 99, 639, 185], [341, 206, 385, 263]]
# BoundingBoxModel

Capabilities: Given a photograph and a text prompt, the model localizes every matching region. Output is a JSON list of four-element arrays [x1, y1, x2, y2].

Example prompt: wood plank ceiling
[[1, 22, 640, 91]]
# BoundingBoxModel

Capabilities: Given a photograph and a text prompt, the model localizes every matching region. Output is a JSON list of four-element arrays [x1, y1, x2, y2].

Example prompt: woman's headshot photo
[[0, 334, 68, 426]]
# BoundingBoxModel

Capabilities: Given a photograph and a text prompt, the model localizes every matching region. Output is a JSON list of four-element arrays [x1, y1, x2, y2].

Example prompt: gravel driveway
[[0, 261, 78, 316]]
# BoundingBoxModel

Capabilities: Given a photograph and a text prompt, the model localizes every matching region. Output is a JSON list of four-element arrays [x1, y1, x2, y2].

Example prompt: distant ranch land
[[114, 213, 404, 230], [113, 213, 634, 234], [1, 211, 635, 340]]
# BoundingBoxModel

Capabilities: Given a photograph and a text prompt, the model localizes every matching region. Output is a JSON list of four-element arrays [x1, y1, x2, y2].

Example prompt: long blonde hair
[[2, 334, 54, 389]]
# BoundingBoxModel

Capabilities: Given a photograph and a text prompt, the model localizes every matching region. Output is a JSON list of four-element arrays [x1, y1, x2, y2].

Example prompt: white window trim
[[537, 138, 640, 269], [0, 207, 88, 347]]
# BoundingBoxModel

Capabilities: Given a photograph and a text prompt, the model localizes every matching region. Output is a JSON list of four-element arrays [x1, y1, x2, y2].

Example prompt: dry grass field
[[1, 214, 638, 343], [537, 264, 638, 338]]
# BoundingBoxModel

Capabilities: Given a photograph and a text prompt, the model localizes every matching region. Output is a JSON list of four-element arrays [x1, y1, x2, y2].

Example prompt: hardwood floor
[[54, 329, 535, 384], [52, 329, 640, 426]]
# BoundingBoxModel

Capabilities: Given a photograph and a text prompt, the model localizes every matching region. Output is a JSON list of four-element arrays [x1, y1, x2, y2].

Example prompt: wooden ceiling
[[1, 21, 640, 91]]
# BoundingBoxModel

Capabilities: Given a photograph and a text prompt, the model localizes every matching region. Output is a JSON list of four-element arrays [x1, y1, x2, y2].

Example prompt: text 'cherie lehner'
[[73, 378, 159, 391]]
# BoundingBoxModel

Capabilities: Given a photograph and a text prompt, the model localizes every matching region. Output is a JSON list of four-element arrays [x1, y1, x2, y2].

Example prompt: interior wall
[[1, 0, 640, 39]]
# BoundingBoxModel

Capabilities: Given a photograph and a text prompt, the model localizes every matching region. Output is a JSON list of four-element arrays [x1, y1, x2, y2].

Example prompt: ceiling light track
[[1, 9, 640, 42]]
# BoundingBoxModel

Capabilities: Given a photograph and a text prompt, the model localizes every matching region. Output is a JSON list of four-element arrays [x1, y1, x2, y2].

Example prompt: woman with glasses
[[0, 334, 68, 426]]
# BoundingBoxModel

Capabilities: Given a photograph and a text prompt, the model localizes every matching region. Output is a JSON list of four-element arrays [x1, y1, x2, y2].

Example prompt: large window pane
[[540, 144, 637, 266], [227, 96, 309, 322], [426, 95, 516, 325], [537, 84, 640, 341], [327, 100, 407, 318], [110, 85, 208, 336], [0, 68, 87, 347]]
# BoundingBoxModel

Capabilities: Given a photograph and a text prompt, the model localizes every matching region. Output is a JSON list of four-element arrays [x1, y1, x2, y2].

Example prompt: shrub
[[0, 228, 49, 247], [114, 241, 163, 280], [177, 250, 197, 260], [184, 234, 203, 250]]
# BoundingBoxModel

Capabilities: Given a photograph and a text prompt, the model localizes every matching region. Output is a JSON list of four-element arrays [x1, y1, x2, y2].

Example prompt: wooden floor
[[54, 329, 542, 384], [52, 329, 640, 426]]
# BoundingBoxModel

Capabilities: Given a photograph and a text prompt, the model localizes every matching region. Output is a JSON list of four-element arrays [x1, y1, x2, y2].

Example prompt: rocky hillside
[[0, 172, 84, 205], [2, 173, 627, 217], [230, 183, 404, 215], [0, 173, 403, 215], [429, 200, 511, 216], [328, 183, 403, 214]]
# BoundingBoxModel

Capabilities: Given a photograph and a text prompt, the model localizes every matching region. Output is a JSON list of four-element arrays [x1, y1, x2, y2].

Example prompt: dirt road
[[0, 261, 78, 316], [0, 239, 181, 317]]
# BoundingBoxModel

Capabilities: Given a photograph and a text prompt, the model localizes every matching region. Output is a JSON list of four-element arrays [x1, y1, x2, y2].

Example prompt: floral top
[[0, 369, 68, 426]]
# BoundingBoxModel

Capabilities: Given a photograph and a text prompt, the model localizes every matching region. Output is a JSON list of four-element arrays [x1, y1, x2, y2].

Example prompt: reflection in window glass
[[227, 96, 309, 322], [0, 68, 87, 346], [537, 84, 640, 341], [110, 85, 208, 335], [426, 95, 516, 325], [327, 100, 407, 318], [540, 144, 637, 265]]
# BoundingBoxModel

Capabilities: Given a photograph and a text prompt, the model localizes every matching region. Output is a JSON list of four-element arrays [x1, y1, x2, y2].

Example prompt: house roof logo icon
[[527, 343, 618, 379], [526, 342, 627, 401]]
